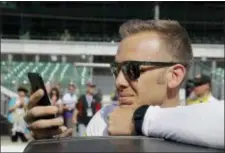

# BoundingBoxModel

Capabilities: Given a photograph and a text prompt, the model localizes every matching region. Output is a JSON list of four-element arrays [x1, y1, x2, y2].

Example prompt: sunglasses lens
[[123, 63, 140, 80], [111, 62, 140, 80]]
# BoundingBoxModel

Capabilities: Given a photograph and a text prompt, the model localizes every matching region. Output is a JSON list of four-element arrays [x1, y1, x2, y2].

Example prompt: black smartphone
[[27, 72, 55, 119]]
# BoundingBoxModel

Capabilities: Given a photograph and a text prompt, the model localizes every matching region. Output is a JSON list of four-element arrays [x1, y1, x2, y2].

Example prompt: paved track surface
[[1, 136, 28, 152]]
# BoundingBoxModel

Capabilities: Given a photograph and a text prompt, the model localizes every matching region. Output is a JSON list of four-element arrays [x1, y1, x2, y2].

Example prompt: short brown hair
[[119, 19, 193, 72]]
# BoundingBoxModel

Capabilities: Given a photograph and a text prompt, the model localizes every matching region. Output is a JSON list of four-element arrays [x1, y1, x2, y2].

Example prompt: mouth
[[118, 96, 133, 107]]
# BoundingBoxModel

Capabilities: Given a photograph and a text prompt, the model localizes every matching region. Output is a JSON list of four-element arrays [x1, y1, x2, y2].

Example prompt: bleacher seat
[[1, 61, 92, 95]]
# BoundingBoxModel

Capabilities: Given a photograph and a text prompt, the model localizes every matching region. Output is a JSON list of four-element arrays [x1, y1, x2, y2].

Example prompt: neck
[[198, 91, 211, 99], [161, 89, 180, 108], [161, 96, 180, 108], [86, 92, 92, 96]]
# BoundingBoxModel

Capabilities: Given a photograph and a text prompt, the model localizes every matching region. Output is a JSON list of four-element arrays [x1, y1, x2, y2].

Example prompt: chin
[[120, 104, 134, 108], [118, 98, 135, 108]]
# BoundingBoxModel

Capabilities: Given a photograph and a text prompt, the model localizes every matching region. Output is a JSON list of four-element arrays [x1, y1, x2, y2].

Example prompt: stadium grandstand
[[0, 1, 224, 152]]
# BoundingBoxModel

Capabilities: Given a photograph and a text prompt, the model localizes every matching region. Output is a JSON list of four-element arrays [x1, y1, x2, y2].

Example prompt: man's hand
[[24, 89, 73, 139], [108, 107, 136, 136]]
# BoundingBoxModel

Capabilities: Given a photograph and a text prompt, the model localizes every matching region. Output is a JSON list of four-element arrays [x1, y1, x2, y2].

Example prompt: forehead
[[18, 91, 25, 94], [115, 32, 169, 62], [88, 86, 95, 89]]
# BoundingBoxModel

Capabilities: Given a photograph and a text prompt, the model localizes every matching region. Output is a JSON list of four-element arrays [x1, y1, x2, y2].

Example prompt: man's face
[[68, 85, 75, 93], [114, 32, 186, 108], [87, 86, 95, 95], [18, 91, 26, 98], [193, 83, 210, 97]]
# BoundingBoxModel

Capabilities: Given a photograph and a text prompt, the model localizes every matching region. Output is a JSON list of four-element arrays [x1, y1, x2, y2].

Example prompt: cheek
[[194, 87, 201, 93], [138, 80, 150, 103], [136, 72, 164, 105]]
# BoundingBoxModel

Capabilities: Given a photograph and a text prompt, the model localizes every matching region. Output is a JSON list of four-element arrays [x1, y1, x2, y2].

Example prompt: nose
[[115, 70, 129, 90]]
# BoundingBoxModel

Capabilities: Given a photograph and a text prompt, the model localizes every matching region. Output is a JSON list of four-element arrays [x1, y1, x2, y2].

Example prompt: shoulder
[[86, 105, 114, 136], [86, 109, 106, 136], [186, 98, 198, 105], [62, 93, 69, 98], [208, 95, 219, 103]]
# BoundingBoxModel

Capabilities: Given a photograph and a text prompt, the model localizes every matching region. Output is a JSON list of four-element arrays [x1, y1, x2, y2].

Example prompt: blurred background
[[0, 1, 224, 151]]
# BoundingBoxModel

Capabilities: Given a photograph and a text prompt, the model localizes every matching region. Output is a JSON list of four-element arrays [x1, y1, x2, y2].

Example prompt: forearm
[[142, 103, 224, 149], [73, 109, 78, 118]]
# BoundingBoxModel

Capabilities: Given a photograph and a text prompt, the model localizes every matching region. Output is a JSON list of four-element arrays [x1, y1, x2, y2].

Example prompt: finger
[[29, 117, 64, 130], [108, 127, 113, 136], [31, 127, 65, 139], [59, 126, 67, 133], [24, 106, 60, 124], [28, 89, 44, 109], [59, 128, 73, 138]]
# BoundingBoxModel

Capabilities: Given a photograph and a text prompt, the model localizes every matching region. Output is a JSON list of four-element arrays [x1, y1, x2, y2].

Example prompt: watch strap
[[133, 105, 149, 135]]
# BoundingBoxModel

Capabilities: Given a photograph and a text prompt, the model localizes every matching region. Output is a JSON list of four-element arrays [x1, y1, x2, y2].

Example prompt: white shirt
[[207, 94, 219, 103], [86, 95, 93, 107], [86, 102, 224, 149], [62, 93, 77, 110], [11, 98, 27, 133]]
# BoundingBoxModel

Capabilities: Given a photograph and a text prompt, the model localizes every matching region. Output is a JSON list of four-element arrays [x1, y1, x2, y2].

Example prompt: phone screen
[[27, 72, 56, 120], [28, 72, 51, 106]]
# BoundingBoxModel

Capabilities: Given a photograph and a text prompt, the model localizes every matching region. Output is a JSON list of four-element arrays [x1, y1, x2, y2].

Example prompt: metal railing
[[1, 33, 224, 44]]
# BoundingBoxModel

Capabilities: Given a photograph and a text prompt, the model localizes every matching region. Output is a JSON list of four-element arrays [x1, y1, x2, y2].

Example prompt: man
[[23, 20, 224, 149], [62, 83, 78, 129], [186, 74, 219, 105], [75, 82, 101, 136]]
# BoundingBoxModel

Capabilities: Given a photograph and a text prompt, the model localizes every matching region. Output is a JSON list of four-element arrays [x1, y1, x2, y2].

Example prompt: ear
[[167, 64, 186, 88]]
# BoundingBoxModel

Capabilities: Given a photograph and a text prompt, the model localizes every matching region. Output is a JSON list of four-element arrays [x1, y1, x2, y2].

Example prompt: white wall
[[1, 39, 224, 58]]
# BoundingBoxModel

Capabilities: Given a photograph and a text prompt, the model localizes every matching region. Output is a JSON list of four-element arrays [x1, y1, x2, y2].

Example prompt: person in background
[[76, 82, 101, 136], [55, 83, 64, 98], [185, 79, 196, 100], [94, 89, 103, 103], [187, 74, 219, 105], [8, 87, 29, 142], [62, 83, 78, 129], [111, 89, 118, 104], [72, 105, 79, 136], [49, 87, 62, 107]]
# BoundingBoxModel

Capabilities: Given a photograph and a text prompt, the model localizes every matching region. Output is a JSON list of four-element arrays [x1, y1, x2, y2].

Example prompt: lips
[[118, 94, 134, 106]]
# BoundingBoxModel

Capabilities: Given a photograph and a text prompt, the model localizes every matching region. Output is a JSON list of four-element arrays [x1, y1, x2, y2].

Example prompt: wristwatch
[[133, 105, 149, 135]]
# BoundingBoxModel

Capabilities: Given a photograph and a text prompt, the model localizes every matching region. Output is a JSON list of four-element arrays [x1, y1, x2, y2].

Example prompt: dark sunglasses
[[110, 61, 187, 80]]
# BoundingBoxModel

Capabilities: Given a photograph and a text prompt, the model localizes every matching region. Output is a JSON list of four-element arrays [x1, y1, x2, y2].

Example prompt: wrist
[[132, 105, 149, 136]]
